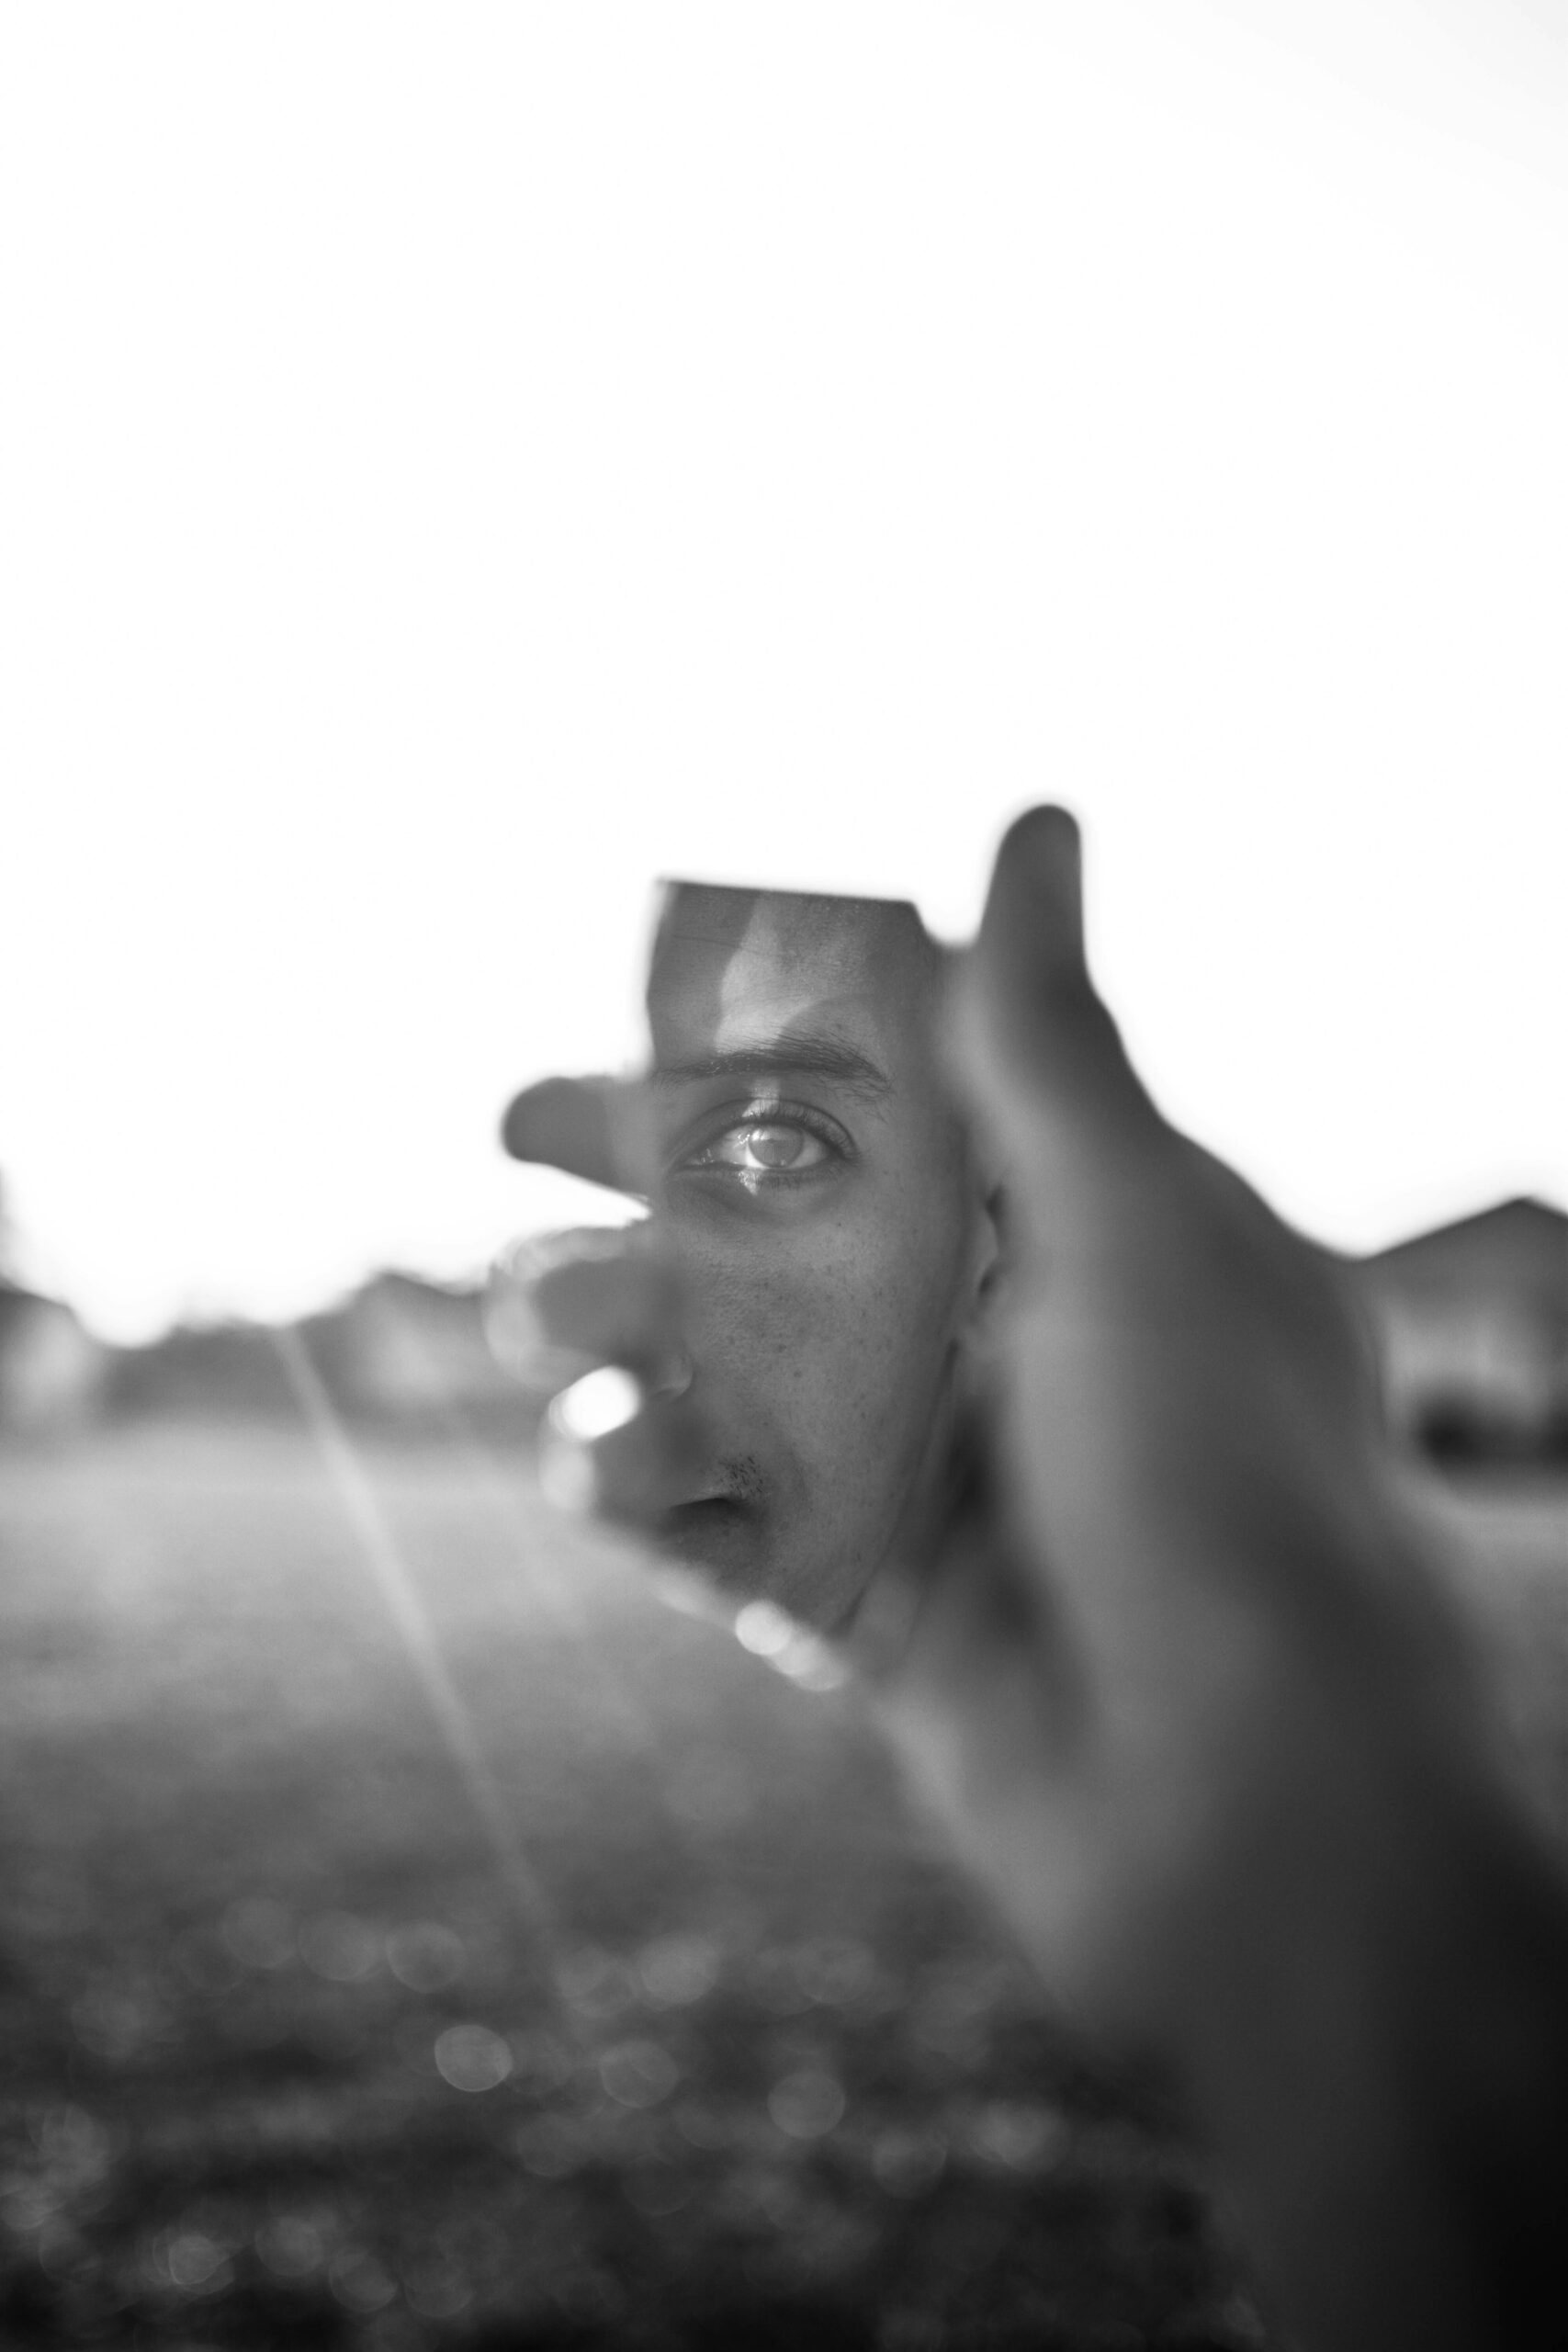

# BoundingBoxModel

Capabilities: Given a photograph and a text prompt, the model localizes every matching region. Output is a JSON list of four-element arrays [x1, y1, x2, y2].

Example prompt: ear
[[957, 1177, 1007, 1348]]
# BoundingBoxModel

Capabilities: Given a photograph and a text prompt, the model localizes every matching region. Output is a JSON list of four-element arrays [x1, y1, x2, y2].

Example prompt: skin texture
[[502, 812, 1568, 2351], [641, 883, 995, 1624], [504, 883, 997, 1628]]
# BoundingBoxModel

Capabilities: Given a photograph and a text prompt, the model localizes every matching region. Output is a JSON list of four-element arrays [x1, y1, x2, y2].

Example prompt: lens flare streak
[[269, 1323, 563, 2008]]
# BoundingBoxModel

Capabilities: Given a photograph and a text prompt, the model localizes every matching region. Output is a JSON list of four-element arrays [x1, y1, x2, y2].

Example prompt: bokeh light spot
[[558, 1944, 638, 2019], [734, 1600, 798, 1658], [164, 2228, 229, 2291], [328, 2245, 398, 2312], [434, 2022, 513, 2093], [404, 2256, 473, 2319], [768, 2067, 846, 2140], [386, 1919, 466, 1992], [970, 2099, 1070, 2172], [600, 2038, 681, 2109], [255, 2216, 325, 2278], [637, 1931, 721, 2007], [549, 1364, 642, 1441]]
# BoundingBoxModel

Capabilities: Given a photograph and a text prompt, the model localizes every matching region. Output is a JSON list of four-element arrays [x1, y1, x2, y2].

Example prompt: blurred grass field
[[0, 1423, 1562, 2351]]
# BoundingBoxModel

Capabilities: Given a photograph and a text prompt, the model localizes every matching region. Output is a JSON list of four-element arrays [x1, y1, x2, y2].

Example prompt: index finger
[[500, 1073, 657, 1196]]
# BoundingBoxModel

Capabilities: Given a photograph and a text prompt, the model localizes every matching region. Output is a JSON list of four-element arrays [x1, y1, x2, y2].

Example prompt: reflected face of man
[[645, 885, 990, 1630]]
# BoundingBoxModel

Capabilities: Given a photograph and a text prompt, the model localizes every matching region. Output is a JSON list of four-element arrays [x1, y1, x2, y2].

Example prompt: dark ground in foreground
[[0, 1425, 1562, 2351]]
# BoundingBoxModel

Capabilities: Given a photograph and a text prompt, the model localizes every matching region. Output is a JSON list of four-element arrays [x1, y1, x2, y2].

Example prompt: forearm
[[897, 1590, 1568, 2351], [1149, 1724, 1568, 2352]]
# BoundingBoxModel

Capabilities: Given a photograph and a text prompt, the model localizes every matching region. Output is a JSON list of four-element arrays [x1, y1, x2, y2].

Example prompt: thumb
[[947, 807, 1165, 1181]]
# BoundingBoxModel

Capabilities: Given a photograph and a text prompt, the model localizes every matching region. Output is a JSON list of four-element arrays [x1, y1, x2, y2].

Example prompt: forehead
[[647, 884, 939, 1074]]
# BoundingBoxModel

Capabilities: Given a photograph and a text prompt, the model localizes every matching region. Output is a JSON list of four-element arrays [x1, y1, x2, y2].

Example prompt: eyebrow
[[652, 1030, 892, 1100]]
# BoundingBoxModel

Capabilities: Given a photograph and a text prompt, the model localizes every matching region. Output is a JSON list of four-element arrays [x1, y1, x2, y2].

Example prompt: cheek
[[682, 1203, 967, 1464]]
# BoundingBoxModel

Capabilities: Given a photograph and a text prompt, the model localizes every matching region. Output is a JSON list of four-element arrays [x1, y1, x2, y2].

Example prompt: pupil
[[749, 1125, 804, 1168]]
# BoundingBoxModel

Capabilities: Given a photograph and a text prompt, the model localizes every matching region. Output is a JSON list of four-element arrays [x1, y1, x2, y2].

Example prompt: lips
[[674, 1455, 766, 1512], [669, 1496, 747, 1525], [661, 1484, 763, 1588]]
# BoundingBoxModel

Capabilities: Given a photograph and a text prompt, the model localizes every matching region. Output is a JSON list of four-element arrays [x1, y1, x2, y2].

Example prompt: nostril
[[647, 1349, 694, 1401]]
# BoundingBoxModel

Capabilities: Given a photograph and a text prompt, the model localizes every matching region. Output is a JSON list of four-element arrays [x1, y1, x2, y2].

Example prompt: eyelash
[[675, 1098, 852, 1185]]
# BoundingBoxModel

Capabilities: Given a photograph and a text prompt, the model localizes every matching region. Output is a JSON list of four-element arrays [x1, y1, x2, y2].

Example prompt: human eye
[[676, 1100, 849, 1186]]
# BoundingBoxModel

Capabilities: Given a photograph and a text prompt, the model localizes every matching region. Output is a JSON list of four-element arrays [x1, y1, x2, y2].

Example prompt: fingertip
[[537, 1427, 598, 1516], [980, 805, 1086, 984], [502, 1076, 603, 1167], [964, 804, 1093, 1100], [950, 804, 1165, 1159], [998, 802, 1082, 869], [501, 1075, 643, 1193]]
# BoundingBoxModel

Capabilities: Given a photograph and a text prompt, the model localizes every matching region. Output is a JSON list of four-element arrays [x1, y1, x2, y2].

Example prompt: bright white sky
[[2, 2, 1563, 1340]]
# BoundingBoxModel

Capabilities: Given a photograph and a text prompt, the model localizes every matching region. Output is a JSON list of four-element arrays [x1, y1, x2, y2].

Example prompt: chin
[[660, 1498, 771, 1593], [659, 1498, 875, 1633]]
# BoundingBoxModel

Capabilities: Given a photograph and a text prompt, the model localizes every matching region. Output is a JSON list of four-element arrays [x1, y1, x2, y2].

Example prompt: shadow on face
[[644, 882, 996, 1629]]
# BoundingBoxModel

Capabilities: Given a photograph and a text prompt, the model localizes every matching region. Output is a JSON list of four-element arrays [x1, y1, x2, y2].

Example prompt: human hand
[[863, 807, 1567, 2352], [850, 806, 1483, 2023], [501, 812, 1568, 2351]]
